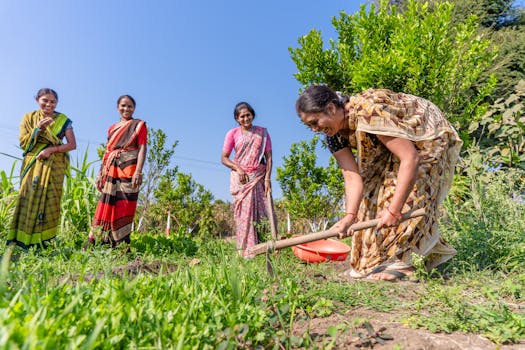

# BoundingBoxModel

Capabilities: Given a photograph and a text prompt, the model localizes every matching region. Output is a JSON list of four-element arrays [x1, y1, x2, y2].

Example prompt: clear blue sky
[[0, 1, 358, 201]]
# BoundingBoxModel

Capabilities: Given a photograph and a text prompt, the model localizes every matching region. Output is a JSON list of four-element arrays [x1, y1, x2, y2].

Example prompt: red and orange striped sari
[[92, 118, 147, 244]]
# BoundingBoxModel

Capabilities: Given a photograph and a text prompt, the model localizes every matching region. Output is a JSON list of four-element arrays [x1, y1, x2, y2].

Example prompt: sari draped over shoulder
[[92, 118, 147, 244], [229, 126, 269, 256], [8, 110, 72, 248], [341, 89, 462, 275]]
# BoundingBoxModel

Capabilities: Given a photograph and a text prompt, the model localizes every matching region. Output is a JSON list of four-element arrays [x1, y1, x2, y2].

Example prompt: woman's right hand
[[37, 117, 54, 130], [96, 175, 104, 192], [236, 169, 248, 184]]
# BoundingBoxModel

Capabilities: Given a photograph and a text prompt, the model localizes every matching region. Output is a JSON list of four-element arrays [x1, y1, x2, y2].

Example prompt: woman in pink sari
[[221, 102, 273, 258]]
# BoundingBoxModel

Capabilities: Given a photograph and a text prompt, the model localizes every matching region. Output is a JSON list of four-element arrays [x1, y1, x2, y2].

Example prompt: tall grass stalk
[[0, 162, 19, 235], [60, 149, 99, 234]]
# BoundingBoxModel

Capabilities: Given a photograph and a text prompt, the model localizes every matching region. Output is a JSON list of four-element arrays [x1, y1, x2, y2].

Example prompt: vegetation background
[[0, 0, 524, 348]]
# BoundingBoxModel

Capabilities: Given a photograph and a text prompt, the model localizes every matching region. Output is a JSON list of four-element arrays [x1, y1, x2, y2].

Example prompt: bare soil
[[291, 261, 525, 350], [64, 258, 180, 282], [293, 308, 524, 349]]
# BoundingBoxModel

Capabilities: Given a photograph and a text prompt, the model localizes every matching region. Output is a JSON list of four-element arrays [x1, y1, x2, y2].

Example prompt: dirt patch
[[111, 258, 179, 277], [293, 308, 524, 349], [64, 258, 181, 283], [291, 260, 524, 349]]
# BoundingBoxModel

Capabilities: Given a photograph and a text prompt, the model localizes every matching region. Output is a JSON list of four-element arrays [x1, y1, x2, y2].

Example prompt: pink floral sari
[[229, 126, 269, 256]]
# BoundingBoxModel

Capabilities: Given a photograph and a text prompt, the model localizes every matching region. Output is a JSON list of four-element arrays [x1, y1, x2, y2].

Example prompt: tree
[[468, 80, 525, 170], [450, 0, 525, 101], [152, 169, 215, 236], [447, 0, 523, 29], [210, 199, 234, 238], [384, 0, 525, 109], [276, 136, 344, 232], [139, 128, 178, 216], [289, 0, 497, 137]]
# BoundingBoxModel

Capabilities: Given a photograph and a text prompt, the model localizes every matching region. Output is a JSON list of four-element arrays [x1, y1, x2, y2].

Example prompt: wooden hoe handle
[[246, 208, 426, 257]]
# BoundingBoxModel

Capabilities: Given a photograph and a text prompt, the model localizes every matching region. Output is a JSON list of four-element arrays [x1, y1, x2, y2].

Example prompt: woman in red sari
[[87, 95, 147, 247], [221, 102, 273, 258]]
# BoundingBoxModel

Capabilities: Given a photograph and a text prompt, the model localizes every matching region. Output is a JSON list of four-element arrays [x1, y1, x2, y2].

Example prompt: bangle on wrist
[[386, 206, 402, 219], [344, 212, 356, 217]]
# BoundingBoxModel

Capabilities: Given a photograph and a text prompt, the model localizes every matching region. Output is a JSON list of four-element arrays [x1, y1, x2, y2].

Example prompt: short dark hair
[[35, 88, 58, 102], [233, 101, 255, 119], [295, 85, 344, 115], [117, 94, 136, 108]]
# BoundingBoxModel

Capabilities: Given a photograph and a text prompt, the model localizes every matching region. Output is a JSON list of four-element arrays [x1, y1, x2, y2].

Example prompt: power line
[[173, 155, 222, 167], [0, 125, 228, 170]]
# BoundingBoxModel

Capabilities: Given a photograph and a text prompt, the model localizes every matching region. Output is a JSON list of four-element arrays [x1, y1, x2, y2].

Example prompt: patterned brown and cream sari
[[332, 89, 462, 276]]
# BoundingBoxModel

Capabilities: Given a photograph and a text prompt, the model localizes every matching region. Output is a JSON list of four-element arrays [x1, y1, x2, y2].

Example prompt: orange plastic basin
[[292, 238, 351, 263]]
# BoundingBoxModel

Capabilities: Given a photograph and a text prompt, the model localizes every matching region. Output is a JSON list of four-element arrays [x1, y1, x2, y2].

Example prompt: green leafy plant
[[152, 169, 215, 236], [289, 0, 496, 132], [468, 80, 525, 169], [60, 149, 99, 235], [276, 136, 344, 232], [441, 146, 525, 272], [0, 162, 18, 235]]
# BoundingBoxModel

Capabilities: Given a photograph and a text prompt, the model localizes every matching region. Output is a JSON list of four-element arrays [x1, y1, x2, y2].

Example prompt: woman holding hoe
[[296, 85, 462, 281]]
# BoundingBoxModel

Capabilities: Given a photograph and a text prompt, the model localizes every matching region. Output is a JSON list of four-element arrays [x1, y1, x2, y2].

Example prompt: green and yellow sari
[[7, 110, 72, 248]]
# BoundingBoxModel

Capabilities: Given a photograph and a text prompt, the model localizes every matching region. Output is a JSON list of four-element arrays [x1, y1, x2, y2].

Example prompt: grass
[[0, 149, 524, 348], [0, 229, 524, 348]]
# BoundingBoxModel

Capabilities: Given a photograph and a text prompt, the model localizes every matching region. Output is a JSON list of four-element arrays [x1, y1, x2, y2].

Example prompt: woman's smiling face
[[118, 97, 135, 120], [235, 107, 254, 130], [299, 102, 347, 136], [300, 111, 339, 136], [37, 93, 57, 116]]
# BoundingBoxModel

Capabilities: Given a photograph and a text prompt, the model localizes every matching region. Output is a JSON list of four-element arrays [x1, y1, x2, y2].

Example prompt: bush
[[441, 147, 525, 272]]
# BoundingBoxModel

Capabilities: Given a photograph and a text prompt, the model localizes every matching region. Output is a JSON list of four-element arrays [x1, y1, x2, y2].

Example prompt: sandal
[[338, 268, 367, 280], [366, 268, 414, 282]]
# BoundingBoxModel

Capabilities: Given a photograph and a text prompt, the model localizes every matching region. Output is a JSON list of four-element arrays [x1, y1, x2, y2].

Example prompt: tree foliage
[[276, 136, 344, 231], [469, 80, 525, 170], [289, 0, 496, 132], [447, 0, 524, 29], [152, 169, 215, 236], [140, 128, 179, 210], [387, 0, 525, 109]]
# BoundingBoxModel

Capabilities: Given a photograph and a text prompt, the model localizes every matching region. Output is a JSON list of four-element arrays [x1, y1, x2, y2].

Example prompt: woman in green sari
[[7, 88, 76, 248]]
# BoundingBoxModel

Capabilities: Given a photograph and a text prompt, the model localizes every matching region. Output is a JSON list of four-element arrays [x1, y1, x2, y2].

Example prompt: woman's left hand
[[132, 173, 143, 189], [333, 213, 358, 239], [376, 208, 400, 229], [264, 179, 272, 196]]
